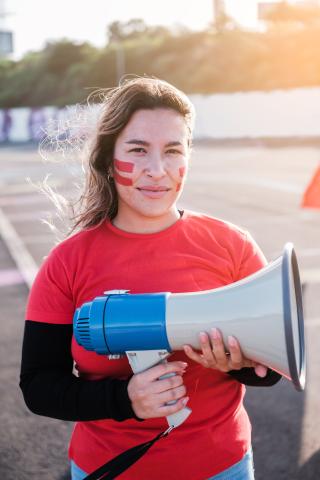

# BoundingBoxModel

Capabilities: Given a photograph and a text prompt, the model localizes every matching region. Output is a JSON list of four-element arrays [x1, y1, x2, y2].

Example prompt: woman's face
[[112, 108, 190, 226]]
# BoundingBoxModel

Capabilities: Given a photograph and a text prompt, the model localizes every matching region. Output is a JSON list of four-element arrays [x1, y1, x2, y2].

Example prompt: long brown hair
[[60, 77, 195, 235]]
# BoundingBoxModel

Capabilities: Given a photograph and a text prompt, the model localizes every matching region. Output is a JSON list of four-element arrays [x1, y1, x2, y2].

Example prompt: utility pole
[[213, 0, 227, 32], [213, 0, 226, 22], [115, 43, 125, 84], [107, 23, 126, 85]]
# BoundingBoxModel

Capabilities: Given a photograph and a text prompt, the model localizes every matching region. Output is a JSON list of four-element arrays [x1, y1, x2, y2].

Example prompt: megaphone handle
[[126, 351, 192, 428], [159, 369, 192, 428]]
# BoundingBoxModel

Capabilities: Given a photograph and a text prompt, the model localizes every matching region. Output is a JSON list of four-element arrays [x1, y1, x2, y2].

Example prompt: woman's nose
[[145, 154, 166, 178]]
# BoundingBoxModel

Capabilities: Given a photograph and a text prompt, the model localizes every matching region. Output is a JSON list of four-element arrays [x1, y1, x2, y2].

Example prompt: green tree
[[2, 18, 320, 108]]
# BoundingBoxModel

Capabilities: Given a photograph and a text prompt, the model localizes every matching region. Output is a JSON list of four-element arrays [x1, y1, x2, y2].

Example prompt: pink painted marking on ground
[[114, 171, 133, 186], [0, 269, 24, 287], [114, 159, 134, 173]]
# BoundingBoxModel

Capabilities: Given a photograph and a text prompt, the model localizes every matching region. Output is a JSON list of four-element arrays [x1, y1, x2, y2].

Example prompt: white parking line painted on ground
[[0, 208, 38, 289], [191, 173, 304, 194], [0, 268, 24, 287]]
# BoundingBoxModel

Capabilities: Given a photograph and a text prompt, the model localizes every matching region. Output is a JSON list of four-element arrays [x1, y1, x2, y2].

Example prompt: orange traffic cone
[[301, 166, 320, 209]]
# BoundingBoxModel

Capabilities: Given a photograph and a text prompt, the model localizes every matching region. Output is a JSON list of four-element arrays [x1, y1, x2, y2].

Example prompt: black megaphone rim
[[282, 243, 306, 391]]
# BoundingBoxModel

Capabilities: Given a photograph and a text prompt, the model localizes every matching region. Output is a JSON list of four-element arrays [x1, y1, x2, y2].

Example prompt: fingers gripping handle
[[126, 350, 192, 428], [159, 371, 180, 405], [158, 370, 192, 428]]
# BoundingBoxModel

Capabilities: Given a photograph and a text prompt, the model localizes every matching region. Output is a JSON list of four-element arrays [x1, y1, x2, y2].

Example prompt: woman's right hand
[[127, 361, 189, 419]]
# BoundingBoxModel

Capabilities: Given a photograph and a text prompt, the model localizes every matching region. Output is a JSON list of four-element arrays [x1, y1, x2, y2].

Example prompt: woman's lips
[[137, 186, 171, 199]]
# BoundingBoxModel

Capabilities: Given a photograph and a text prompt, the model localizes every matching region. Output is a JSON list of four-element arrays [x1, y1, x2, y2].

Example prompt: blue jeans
[[71, 448, 254, 480], [207, 449, 254, 479], [71, 460, 87, 480]]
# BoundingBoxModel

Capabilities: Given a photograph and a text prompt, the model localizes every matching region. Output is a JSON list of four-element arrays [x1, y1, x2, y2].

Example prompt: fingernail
[[200, 332, 207, 342], [211, 328, 220, 340], [182, 396, 189, 406], [181, 362, 188, 367], [228, 335, 237, 347]]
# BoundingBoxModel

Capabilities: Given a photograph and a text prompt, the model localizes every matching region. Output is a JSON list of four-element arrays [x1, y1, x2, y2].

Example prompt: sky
[[0, 0, 302, 59]]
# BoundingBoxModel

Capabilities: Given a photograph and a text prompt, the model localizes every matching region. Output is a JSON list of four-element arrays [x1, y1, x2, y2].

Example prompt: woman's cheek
[[113, 157, 188, 190], [175, 165, 187, 192], [114, 159, 134, 173], [113, 158, 144, 186]]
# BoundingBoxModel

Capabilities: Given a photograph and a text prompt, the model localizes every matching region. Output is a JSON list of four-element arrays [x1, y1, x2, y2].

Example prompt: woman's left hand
[[183, 328, 268, 377]]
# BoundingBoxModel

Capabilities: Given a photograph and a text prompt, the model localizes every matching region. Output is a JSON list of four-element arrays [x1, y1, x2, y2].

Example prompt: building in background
[[258, 0, 320, 21], [0, 0, 13, 57]]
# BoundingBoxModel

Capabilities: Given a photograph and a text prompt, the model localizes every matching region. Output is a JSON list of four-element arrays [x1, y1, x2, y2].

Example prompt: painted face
[[112, 108, 190, 225]]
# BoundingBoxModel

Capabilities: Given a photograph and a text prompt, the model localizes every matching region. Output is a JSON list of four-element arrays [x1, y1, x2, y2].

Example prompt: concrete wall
[[191, 87, 320, 139], [1, 87, 320, 143]]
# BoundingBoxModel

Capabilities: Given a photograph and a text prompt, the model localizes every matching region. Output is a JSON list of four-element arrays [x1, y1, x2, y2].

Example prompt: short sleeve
[[26, 248, 74, 324], [236, 232, 267, 281]]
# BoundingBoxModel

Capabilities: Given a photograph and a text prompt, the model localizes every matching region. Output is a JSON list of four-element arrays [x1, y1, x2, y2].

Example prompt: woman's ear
[[107, 168, 114, 182]]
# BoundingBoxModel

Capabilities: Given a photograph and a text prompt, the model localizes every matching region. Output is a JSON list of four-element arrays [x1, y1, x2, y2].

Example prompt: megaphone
[[74, 243, 306, 426]]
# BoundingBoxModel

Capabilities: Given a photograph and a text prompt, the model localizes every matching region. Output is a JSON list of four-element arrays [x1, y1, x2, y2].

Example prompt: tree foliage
[[1, 16, 320, 108]]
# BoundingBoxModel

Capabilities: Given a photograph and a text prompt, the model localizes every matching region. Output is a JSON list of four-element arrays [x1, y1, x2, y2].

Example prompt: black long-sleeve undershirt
[[19, 320, 140, 422], [19, 320, 282, 423]]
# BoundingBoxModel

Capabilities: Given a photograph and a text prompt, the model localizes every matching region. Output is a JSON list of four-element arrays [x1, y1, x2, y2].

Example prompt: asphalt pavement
[[0, 143, 319, 479]]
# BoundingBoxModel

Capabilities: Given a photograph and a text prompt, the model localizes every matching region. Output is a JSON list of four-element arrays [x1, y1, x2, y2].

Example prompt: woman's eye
[[166, 149, 181, 155], [129, 147, 146, 153]]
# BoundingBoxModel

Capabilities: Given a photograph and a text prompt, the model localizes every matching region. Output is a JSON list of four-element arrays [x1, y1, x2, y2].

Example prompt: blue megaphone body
[[74, 291, 171, 355]]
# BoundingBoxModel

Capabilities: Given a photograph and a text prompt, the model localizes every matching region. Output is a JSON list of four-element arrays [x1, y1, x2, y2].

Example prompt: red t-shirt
[[26, 210, 266, 479]]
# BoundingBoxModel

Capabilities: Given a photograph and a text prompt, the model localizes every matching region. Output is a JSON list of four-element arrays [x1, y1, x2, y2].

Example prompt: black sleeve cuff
[[112, 377, 144, 422], [228, 367, 282, 387]]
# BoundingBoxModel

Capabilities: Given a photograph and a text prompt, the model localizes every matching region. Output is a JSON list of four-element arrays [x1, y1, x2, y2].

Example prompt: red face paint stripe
[[114, 158, 134, 173], [176, 183, 182, 192], [114, 171, 133, 186], [179, 166, 186, 178]]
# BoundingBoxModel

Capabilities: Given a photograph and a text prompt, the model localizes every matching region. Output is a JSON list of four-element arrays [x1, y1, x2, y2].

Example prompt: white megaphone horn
[[166, 242, 306, 392]]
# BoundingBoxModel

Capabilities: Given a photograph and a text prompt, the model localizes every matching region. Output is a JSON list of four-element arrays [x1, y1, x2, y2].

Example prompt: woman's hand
[[183, 328, 268, 378], [127, 361, 189, 419]]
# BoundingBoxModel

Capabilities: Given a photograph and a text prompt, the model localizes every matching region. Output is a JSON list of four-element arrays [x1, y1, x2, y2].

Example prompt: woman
[[20, 77, 281, 480]]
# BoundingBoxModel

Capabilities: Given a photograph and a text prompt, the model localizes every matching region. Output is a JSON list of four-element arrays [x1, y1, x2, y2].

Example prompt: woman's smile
[[137, 185, 171, 198]]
